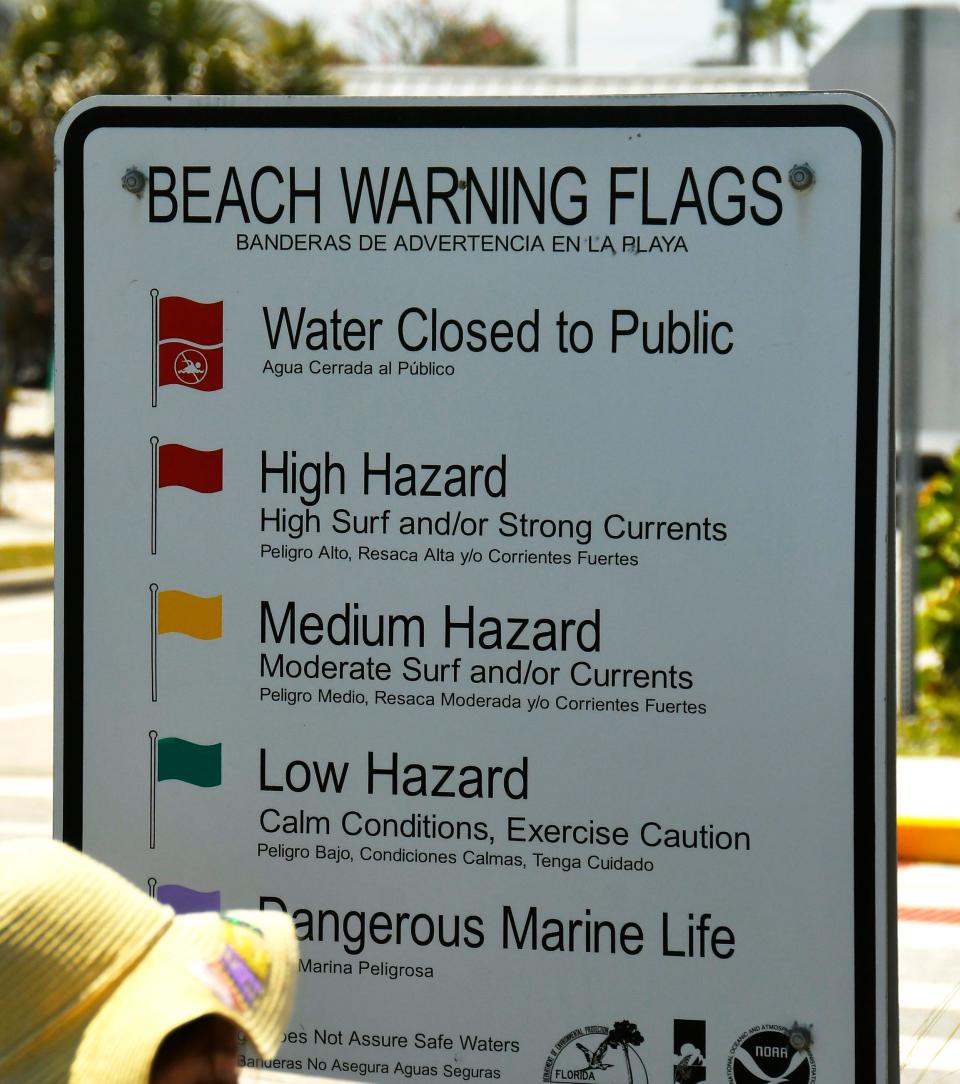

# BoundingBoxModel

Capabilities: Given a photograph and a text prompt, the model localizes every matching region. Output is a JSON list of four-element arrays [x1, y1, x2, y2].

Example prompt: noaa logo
[[174, 348, 209, 385], [727, 1024, 815, 1084], [543, 1020, 647, 1083]]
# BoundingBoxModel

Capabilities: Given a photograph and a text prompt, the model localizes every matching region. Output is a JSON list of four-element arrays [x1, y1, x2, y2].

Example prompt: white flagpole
[[150, 583, 159, 702], [151, 289, 159, 408], [149, 730, 158, 850], [150, 436, 159, 555]]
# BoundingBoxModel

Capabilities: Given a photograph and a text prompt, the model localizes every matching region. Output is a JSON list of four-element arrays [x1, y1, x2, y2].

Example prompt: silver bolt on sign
[[121, 167, 146, 197], [788, 163, 816, 191], [788, 1023, 814, 1051]]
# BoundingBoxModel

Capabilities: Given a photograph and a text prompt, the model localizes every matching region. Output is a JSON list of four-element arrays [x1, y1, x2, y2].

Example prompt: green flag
[[157, 737, 221, 787]]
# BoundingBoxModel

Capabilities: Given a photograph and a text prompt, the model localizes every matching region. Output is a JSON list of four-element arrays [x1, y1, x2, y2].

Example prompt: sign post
[[56, 96, 894, 1083]]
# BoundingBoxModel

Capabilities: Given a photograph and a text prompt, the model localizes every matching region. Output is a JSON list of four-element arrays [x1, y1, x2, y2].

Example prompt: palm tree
[[720, 0, 817, 66], [751, 0, 816, 64], [588, 1021, 645, 1084]]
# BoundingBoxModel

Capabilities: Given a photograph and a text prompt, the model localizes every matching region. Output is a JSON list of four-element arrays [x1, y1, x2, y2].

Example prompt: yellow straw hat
[[0, 839, 298, 1083]]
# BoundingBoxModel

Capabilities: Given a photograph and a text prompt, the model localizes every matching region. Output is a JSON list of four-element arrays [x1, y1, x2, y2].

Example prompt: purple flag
[[157, 883, 221, 914]]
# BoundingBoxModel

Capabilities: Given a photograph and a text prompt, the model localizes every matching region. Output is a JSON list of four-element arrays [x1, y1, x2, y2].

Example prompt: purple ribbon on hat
[[220, 945, 265, 1006]]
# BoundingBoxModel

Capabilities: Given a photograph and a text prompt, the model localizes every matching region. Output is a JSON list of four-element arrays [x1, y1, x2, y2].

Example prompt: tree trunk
[[0, 325, 8, 508]]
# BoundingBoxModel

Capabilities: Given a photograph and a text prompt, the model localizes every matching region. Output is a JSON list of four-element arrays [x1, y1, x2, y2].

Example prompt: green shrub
[[904, 448, 960, 752]]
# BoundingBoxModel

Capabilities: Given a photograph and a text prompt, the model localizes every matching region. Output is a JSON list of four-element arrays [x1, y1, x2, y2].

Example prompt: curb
[[0, 540, 54, 571], [0, 564, 54, 594], [897, 817, 960, 864]]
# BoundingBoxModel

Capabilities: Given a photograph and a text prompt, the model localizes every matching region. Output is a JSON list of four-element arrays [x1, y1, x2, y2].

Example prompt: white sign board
[[56, 96, 893, 1084]]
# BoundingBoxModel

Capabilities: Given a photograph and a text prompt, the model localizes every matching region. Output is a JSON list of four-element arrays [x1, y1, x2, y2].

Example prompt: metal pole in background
[[565, 0, 578, 68], [736, 0, 755, 64], [898, 7, 924, 715]]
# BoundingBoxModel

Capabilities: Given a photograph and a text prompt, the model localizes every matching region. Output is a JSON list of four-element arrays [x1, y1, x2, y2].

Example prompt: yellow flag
[[157, 591, 222, 639]]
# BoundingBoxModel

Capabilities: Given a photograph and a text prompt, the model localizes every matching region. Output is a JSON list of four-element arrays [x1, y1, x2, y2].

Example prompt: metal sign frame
[[55, 95, 894, 1083]]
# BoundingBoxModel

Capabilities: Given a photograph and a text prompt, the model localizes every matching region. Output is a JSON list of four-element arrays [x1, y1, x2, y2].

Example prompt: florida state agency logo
[[673, 1019, 706, 1084], [174, 348, 209, 386], [727, 1024, 815, 1084], [543, 1020, 648, 1083]]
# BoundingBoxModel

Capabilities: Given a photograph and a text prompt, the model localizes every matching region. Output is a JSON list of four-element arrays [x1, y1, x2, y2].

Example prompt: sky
[[255, 0, 938, 69]]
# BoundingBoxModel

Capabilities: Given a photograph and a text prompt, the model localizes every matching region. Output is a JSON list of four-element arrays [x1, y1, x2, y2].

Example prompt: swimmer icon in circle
[[174, 348, 208, 386]]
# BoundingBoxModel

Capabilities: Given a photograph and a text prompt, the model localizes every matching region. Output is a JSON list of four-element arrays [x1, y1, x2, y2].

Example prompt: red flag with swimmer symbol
[[152, 290, 223, 403]]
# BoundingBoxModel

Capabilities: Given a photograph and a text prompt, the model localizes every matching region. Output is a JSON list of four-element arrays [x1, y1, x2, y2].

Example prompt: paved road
[[900, 863, 960, 1082], [0, 584, 52, 840], [2, 584, 959, 1082]]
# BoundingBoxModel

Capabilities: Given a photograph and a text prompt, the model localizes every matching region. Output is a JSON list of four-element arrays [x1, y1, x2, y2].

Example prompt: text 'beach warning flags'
[[149, 438, 223, 554], [151, 291, 223, 404], [148, 732, 222, 848], [149, 586, 222, 701]]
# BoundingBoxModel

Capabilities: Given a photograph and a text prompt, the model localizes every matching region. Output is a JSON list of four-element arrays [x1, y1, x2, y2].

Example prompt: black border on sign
[[59, 101, 889, 1079]]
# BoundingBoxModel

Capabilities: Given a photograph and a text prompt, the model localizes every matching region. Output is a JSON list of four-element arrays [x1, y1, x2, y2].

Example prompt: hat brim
[[68, 909, 297, 1084]]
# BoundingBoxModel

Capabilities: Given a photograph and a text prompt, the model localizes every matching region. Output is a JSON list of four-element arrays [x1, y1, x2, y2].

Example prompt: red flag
[[158, 444, 223, 493], [157, 296, 223, 392]]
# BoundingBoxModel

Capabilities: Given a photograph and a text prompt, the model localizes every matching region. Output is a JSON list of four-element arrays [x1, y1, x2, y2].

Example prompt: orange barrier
[[898, 818, 960, 864]]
